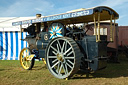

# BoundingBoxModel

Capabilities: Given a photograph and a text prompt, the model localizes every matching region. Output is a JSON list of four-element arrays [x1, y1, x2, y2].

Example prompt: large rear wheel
[[46, 37, 81, 79]]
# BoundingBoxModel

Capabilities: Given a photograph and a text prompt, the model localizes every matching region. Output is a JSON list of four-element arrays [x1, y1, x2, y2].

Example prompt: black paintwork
[[77, 35, 108, 71]]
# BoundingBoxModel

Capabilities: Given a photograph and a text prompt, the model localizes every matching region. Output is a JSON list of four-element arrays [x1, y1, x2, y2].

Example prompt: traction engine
[[12, 6, 119, 79]]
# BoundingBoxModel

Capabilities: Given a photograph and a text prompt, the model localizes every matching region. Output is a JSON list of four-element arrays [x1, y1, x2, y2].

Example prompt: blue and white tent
[[0, 17, 35, 60], [0, 32, 28, 60]]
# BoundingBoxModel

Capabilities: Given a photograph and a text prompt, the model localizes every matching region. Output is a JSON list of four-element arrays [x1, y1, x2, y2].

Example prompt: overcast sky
[[0, 0, 128, 26]]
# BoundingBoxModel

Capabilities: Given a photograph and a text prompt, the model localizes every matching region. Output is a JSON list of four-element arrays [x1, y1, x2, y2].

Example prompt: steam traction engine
[[12, 6, 119, 79]]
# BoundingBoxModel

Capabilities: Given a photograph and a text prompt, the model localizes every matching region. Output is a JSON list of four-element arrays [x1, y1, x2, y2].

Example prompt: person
[[25, 24, 36, 36]]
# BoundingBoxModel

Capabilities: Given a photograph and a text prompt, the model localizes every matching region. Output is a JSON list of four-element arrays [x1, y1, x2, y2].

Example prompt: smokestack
[[36, 14, 41, 18]]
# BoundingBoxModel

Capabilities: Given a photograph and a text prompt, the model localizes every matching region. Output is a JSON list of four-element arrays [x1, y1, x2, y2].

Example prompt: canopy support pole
[[97, 12, 101, 42], [113, 18, 116, 41], [93, 14, 98, 42], [110, 15, 113, 42]]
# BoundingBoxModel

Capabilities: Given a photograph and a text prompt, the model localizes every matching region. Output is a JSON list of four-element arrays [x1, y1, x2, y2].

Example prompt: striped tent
[[0, 17, 36, 60], [0, 32, 28, 60]]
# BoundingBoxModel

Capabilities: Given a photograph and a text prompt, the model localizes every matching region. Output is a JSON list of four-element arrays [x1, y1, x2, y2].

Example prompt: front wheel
[[46, 37, 82, 79], [20, 48, 35, 70]]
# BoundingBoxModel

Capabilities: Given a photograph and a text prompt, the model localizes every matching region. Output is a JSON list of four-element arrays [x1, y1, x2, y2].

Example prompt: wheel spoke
[[49, 56, 57, 58], [52, 59, 58, 63], [52, 51, 57, 55], [67, 60, 74, 66], [23, 52, 26, 57], [65, 57, 74, 59], [24, 51, 27, 57], [65, 63, 68, 74], [21, 58, 24, 62], [62, 63, 66, 75], [22, 52, 24, 55], [61, 41, 65, 53], [57, 44, 60, 52], [22, 58, 25, 62], [23, 62, 25, 66], [25, 50, 27, 57], [59, 63, 63, 74], [66, 62, 73, 69], [26, 49, 29, 57], [51, 46, 58, 52], [67, 51, 73, 56], [27, 61, 30, 67], [27, 49, 29, 55], [57, 40, 61, 50], [26, 61, 28, 67], [57, 61, 60, 73], [21, 55, 24, 59], [51, 61, 60, 68], [64, 47, 72, 55], [65, 42, 67, 52]]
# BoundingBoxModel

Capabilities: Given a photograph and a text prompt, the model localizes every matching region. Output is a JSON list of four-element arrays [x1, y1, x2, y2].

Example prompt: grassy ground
[[0, 56, 128, 85]]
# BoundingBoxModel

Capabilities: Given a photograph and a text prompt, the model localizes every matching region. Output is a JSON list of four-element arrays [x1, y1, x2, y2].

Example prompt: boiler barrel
[[36, 40, 48, 49]]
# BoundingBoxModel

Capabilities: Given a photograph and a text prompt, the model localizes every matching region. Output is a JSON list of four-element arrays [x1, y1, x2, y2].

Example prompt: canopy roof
[[12, 6, 119, 26]]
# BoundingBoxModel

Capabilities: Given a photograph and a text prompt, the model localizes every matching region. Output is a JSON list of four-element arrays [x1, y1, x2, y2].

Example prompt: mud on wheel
[[46, 37, 81, 79], [20, 48, 35, 70]]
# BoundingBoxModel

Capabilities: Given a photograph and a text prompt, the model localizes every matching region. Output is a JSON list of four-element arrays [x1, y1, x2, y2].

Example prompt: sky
[[0, 0, 128, 26]]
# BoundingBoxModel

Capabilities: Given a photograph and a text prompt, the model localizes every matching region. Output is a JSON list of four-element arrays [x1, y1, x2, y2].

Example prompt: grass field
[[0, 56, 128, 85]]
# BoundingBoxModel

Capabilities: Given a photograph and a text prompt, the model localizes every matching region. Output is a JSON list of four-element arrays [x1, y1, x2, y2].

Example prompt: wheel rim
[[46, 37, 81, 79], [20, 48, 33, 70]]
